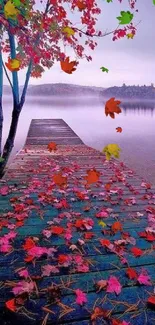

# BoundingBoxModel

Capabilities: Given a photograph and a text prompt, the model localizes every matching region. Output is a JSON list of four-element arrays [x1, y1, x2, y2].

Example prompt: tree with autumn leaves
[[0, 0, 138, 176]]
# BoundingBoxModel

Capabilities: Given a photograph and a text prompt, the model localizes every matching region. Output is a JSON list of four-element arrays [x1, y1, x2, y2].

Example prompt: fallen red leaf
[[53, 172, 67, 187], [100, 239, 111, 247], [84, 232, 94, 240], [24, 255, 34, 263], [111, 221, 122, 233], [84, 168, 100, 185], [5, 298, 16, 312], [126, 267, 138, 280], [47, 142, 57, 152], [50, 226, 64, 235], [16, 221, 24, 227], [130, 247, 143, 257], [23, 238, 35, 251], [58, 254, 69, 264], [91, 307, 109, 321], [104, 183, 111, 191], [146, 233, 155, 242], [148, 296, 155, 305]]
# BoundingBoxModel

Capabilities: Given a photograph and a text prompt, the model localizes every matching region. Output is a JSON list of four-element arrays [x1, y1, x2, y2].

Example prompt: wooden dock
[[0, 119, 155, 325]]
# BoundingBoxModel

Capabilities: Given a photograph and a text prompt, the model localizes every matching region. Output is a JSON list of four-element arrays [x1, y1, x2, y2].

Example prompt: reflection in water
[[121, 101, 155, 117], [2, 96, 155, 183]]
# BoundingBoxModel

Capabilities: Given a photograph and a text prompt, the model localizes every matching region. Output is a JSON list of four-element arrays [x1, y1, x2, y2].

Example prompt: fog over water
[[2, 96, 155, 184]]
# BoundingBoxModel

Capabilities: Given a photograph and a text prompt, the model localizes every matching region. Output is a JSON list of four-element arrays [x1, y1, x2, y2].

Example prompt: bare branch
[[2, 59, 14, 95], [74, 25, 120, 38]]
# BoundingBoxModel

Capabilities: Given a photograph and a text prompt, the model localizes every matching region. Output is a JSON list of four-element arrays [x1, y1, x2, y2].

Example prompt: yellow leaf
[[4, 0, 19, 20], [5, 57, 20, 71], [63, 27, 75, 37], [11, 58, 20, 69], [126, 33, 134, 39], [103, 144, 121, 160], [98, 221, 106, 227]]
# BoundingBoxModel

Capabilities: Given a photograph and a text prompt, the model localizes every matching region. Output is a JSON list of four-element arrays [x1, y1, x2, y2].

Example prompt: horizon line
[[3, 82, 155, 88]]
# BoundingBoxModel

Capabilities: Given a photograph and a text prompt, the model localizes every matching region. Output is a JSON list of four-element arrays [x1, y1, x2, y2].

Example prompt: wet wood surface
[[0, 119, 155, 325]]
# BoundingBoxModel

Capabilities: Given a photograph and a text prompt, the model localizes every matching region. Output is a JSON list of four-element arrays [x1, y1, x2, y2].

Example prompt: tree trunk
[[0, 97, 3, 157], [0, 103, 21, 177], [0, 46, 3, 157]]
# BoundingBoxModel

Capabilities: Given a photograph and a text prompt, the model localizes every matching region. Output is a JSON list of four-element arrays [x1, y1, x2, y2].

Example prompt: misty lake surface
[[2, 96, 155, 184]]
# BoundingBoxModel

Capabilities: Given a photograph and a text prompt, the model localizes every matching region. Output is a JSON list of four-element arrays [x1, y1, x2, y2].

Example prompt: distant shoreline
[[3, 83, 155, 100]]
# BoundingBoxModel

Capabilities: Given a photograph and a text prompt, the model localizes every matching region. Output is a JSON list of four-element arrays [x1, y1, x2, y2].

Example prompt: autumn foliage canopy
[[0, 0, 138, 79]]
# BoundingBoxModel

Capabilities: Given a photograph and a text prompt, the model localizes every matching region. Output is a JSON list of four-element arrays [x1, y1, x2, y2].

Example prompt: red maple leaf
[[84, 232, 94, 239], [126, 267, 138, 280], [58, 254, 69, 264], [111, 221, 122, 233], [148, 296, 155, 305], [23, 238, 35, 250], [5, 298, 16, 312], [130, 247, 143, 257], [100, 239, 111, 247], [60, 57, 78, 74], [50, 226, 64, 235], [47, 142, 57, 152], [105, 97, 122, 119]]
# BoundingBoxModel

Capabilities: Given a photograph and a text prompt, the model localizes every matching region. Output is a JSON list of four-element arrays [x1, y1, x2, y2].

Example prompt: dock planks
[[0, 119, 155, 325]]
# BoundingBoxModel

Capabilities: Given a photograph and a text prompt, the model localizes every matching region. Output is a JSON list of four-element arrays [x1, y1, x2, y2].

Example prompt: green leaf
[[117, 11, 133, 25], [100, 67, 109, 73], [0, 157, 4, 163], [106, 0, 113, 2], [13, 0, 21, 6], [153, 0, 155, 4]]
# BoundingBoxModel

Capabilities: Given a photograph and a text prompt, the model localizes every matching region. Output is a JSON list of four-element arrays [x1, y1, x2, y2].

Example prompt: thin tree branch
[[74, 25, 120, 38], [0, 46, 3, 157], [1, 59, 14, 95], [20, 0, 51, 106]]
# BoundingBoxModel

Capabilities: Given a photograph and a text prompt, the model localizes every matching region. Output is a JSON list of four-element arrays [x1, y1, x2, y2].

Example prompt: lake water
[[2, 96, 155, 184]]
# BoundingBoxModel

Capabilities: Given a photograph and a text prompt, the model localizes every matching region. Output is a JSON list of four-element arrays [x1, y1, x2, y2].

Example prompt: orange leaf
[[104, 183, 111, 191], [91, 307, 109, 321], [60, 56, 78, 74], [53, 172, 67, 187], [47, 142, 57, 152], [76, 191, 86, 200], [105, 97, 122, 119], [77, 0, 87, 11], [23, 238, 35, 251], [84, 168, 100, 185], [111, 221, 122, 233], [5, 298, 16, 312], [116, 127, 122, 133]]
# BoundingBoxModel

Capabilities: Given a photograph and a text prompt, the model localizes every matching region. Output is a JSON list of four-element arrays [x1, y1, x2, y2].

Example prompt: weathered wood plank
[[0, 119, 155, 324]]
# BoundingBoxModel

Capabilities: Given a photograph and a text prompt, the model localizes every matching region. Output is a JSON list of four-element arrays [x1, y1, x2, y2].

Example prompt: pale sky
[[3, 0, 155, 87]]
